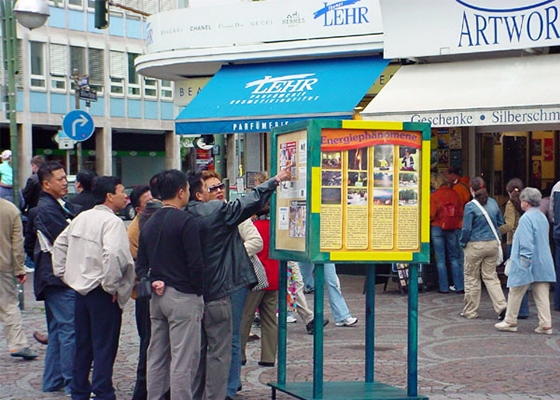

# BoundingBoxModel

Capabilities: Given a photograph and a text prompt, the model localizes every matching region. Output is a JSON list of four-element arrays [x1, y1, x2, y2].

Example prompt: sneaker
[[304, 287, 315, 294], [24, 266, 34, 273], [449, 285, 456, 292], [335, 317, 358, 327], [495, 321, 517, 332], [10, 347, 38, 360], [534, 326, 553, 335], [306, 318, 330, 334], [286, 315, 297, 323]]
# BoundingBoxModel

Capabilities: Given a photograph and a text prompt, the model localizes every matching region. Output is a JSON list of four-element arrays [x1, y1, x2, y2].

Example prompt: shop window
[[127, 52, 140, 97], [161, 80, 172, 99], [110, 51, 125, 95], [88, 48, 104, 94], [30, 41, 46, 88], [50, 43, 68, 91]]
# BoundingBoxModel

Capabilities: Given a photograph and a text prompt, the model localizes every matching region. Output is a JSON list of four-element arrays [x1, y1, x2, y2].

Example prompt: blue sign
[[63, 110, 95, 142]]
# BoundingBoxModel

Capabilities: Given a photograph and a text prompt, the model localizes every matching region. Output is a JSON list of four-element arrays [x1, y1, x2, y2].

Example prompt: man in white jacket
[[53, 176, 135, 400]]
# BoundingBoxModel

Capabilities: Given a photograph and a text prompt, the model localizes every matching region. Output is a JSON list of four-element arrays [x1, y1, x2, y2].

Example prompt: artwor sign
[[381, 0, 560, 58]]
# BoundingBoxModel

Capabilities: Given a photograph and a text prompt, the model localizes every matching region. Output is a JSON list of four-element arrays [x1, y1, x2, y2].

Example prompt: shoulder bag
[[251, 254, 269, 292]]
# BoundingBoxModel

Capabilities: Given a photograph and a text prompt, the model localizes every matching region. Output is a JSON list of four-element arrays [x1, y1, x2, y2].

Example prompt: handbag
[[251, 255, 269, 292], [504, 258, 512, 276], [136, 269, 152, 300], [472, 199, 503, 266]]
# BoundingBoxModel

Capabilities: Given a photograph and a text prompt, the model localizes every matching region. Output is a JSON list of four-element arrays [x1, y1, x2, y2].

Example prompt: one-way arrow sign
[[62, 110, 95, 142]]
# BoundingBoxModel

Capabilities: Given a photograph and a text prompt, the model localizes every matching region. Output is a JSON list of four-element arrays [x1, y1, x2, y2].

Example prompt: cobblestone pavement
[[1, 274, 560, 399]]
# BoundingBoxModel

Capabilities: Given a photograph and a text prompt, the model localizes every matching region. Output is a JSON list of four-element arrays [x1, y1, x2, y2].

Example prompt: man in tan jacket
[[0, 198, 37, 360]]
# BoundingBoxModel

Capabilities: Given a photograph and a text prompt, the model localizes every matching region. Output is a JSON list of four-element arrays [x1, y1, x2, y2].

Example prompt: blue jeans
[[42, 286, 76, 394], [300, 261, 315, 291], [554, 239, 560, 310], [431, 226, 464, 292], [226, 286, 248, 398], [299, 262, 351, 323]]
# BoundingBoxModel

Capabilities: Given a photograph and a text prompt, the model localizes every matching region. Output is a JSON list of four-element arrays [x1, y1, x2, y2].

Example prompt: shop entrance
[[502, 135, 528, 189]]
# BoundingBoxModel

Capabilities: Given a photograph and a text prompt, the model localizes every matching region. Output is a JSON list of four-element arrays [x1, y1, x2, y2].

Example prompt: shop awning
[[362, 54, 560, 128], [175, 57, 390, 134]]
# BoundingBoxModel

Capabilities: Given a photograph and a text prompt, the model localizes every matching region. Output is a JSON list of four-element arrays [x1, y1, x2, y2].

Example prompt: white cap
[[1, 150, 11, 160]]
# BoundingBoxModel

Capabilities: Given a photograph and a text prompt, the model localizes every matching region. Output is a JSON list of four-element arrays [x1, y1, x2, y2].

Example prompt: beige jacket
[[52, 205, 135, 309], [238, 218, 263, 257], [0, 198, 25, 275]]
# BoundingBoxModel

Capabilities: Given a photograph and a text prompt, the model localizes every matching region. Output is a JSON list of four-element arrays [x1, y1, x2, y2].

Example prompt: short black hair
[[156, 169, 188, 201], [92, 176, 122, 205], [38, 161, 65, 184], [149, 173, 161, 199], [76, 169, 98, 191], [129, 185, 150, 208], [186, 171, 204, 201]]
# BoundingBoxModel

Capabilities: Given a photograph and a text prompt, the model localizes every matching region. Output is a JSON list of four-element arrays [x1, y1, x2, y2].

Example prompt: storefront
[[362, 0, 560, 199]]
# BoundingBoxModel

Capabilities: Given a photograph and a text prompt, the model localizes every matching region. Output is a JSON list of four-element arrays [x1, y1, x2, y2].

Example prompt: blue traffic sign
[[62, 110, 95, 142]]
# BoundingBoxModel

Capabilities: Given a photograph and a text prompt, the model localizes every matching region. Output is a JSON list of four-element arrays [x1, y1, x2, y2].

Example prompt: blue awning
[[175, 56, 390, 134]]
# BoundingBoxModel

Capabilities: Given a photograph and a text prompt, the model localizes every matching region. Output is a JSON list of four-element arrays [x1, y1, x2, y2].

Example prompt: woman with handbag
[[495, 188, 556, 334], [459, 177, 507, 319]]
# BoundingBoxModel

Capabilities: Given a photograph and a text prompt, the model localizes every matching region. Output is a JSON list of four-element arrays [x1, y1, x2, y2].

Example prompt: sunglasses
[[207, 182, 225, 193]]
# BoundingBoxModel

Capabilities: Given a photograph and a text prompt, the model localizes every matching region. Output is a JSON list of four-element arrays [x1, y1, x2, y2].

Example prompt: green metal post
[[1, 0, 20, 208], [277, 260, 288, 385], [313, 263, 324, 399], [365, 264, 375, 382], [407, 263, 419, 397]]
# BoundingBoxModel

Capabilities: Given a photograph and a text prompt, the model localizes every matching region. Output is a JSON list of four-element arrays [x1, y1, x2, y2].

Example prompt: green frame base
[[268, 381, 429, 400]]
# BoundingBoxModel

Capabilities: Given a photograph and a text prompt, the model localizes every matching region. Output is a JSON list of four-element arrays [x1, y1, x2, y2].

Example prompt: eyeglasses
[[207, 182, 225, 193]]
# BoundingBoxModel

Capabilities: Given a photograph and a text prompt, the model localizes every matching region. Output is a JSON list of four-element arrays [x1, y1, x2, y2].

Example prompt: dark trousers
[[132, 297, 151, 400], [71, 286, 122, 400]]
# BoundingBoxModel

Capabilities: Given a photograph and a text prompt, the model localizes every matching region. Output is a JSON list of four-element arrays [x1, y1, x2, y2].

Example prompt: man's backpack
[[440, 200, 461, 230]]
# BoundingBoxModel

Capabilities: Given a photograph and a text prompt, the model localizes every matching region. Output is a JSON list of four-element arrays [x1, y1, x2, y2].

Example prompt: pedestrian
[[136, 169, 204, 400], [21, 155, 45, 214], [187, 167, 291, 400], [0, 149, 15, 203], [499, 178, 530, 318], [459, 176, 507, 320], [430, 172, 464, 294], [67, 169, 97, 211], [550, 178, 560, 312], [495, 188, 556, 334], [24, 161, 80, 395], [298, 262, 358, 328], [240, 208, 278, 371], [0, 197, 37, 360], [53, 176, 135, 400]]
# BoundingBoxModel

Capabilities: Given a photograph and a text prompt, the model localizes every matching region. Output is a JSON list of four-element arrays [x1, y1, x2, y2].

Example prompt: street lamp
[[1, 0, 49, 208]]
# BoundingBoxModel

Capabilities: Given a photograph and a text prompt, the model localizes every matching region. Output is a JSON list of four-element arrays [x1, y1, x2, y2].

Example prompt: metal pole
[[1, 0, 20, 208], [72, 68, 82, 172]]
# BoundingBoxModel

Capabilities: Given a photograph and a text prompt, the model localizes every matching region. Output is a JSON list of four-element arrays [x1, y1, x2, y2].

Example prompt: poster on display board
[[271, 119, 431, 264]]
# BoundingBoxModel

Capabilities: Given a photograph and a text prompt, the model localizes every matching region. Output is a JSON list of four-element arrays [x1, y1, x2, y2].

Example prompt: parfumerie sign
[[146, 0, 383, 54], [381, 0, 560, 58]]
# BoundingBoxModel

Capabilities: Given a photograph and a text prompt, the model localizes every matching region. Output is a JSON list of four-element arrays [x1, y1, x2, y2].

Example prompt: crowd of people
[[430, 167, 558, 335]]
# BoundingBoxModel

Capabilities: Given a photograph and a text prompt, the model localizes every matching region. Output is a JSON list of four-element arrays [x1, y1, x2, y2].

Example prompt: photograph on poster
[[289, 201, 306, 238], [348, 147, 368, 171], [322, 171, 342, 187], [373, 171, 393, 187], [374, 145, 394, 171], [437, 149, 449, 168], [544, 138, 553, 161], [449, 128, 462, 149], [399, 172, 418, 187], [348, 172, 368, 187], [347, 188, 368, 205], [399, 189, 419, 206], [321, 188, 341, 205], [400, 147, 417, 171], [532, 139, 542, 156], [280, 141, 297, 178], [373, 188, 393, 205], [322, 151, 342, 169]]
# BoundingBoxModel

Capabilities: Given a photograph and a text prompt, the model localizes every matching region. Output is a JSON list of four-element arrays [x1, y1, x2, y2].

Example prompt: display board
[[271, 119, 431, 264]]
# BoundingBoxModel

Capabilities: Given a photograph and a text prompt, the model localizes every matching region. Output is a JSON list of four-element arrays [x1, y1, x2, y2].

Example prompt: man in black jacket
[[24, 161, 80, 395], [68, 169, 97, 211], [187, 167, 290, 400]]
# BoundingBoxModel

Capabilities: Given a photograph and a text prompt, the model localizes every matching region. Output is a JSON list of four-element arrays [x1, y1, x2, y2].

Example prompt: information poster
[[319, 129, 422, 253]]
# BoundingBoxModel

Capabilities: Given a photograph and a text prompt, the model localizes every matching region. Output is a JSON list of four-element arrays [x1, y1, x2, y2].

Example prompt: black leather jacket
[[24, 192, 80, 300], [186, 178, 280, 302]]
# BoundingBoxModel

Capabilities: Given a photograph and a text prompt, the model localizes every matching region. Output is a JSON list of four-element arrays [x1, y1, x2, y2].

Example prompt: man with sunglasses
[[187, 167, 291, 400]]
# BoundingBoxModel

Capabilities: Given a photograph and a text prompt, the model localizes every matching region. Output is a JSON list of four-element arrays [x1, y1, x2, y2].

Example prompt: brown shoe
[[33, 331, 48, 345]]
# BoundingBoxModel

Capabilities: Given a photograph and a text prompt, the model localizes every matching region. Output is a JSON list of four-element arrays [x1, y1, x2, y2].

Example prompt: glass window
[[50, 43, 68, 91], [30, 41, 46, 88], [144, 77, 157, 98], [88, 47, 104, 93], [68, 0, 82, 7], [110, 51, 125, 95], [70, 46, 86, 81], [161, 79, 172, 99], [127, 52, 140, 96]]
